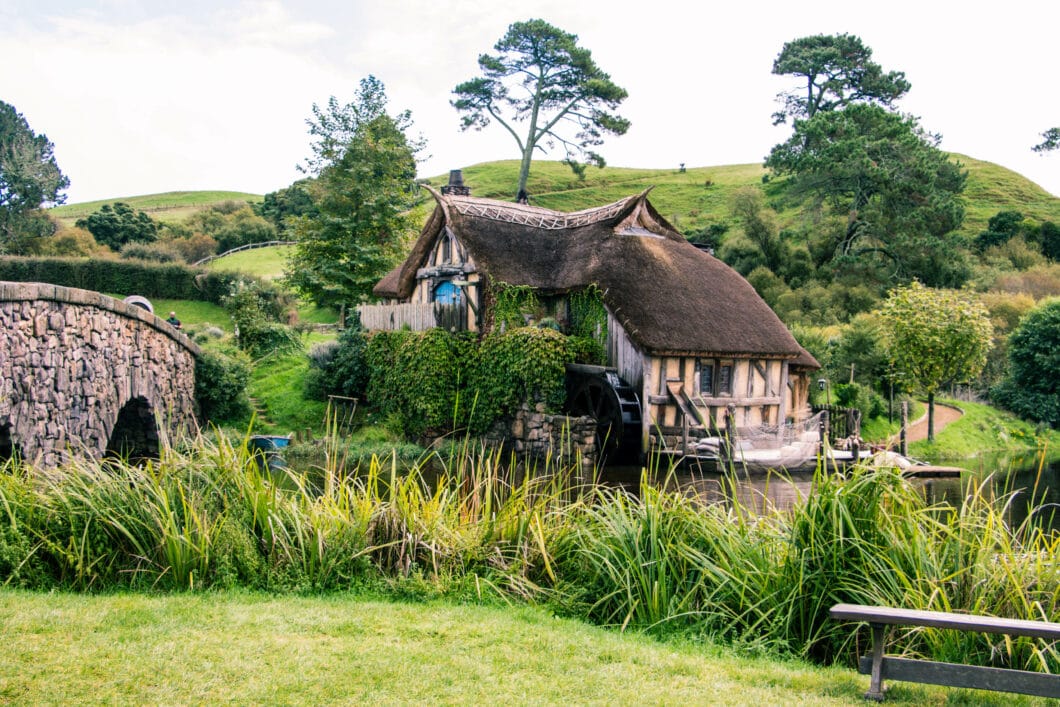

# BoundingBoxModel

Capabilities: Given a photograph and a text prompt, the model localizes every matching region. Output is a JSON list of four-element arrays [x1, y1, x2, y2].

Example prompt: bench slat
[[859, 656, 1060, 699], [831, 603, 1060, 641]]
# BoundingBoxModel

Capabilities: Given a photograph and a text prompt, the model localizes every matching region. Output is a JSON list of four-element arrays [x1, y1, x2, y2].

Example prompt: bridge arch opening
[[0, 422, 21, 465], [105, 397, 160, 464]]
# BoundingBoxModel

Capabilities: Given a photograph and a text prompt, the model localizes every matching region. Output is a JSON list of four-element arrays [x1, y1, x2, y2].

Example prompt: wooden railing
[[811, 404, 860, 441]]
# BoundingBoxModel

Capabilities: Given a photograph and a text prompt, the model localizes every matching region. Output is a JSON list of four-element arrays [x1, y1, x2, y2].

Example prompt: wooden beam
[[858, 656, 1060, 699], [831, 604, 1060, 640]]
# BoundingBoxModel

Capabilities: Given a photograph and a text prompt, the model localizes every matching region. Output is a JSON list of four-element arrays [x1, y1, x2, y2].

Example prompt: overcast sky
[[3, 0, 1058, 204]]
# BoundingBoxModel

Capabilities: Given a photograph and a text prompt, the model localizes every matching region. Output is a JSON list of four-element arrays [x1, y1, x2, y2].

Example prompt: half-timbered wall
[[642, 355, 808, 447]]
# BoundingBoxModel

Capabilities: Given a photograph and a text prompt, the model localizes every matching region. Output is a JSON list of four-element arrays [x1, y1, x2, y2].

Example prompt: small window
[[699, 359, 734, 396], [699, 362, 714, 395], [433, 281, 462, 305], [718, 364, 733, 396]]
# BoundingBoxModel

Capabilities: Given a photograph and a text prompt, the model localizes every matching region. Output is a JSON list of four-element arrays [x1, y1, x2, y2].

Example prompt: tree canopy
[[76, 202, 159, 251], [285, 76, 421, 310], [771, 33, 910, 125], [0, 100, 68, 253], [452, 18, 629, 200], [1034, 127, 1060, 153], [766, 104, 968, 288], [880, 282, 992, 441], [991, 299, 1060, 427]]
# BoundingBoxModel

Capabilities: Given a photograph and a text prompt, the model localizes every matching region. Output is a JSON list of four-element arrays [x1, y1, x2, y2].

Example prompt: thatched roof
[[375, 188, 804, 359]]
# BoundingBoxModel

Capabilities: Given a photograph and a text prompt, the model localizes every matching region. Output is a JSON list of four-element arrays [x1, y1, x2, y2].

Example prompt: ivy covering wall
[[350, 326, 602, 438]]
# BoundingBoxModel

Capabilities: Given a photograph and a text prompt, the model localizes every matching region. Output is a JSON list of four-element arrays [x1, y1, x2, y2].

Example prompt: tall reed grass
[[1, 435, 1059, 673]]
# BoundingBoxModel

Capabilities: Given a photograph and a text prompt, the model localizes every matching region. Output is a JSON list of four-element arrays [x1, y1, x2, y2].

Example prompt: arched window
[[433, 281, 462, 305]]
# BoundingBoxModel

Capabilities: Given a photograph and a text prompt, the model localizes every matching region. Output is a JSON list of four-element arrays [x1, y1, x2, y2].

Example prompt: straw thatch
[[375, 188, 807, 360]]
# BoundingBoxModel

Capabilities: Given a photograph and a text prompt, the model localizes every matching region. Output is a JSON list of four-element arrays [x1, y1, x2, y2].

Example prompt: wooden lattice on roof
[[449, 196, 632, 230]]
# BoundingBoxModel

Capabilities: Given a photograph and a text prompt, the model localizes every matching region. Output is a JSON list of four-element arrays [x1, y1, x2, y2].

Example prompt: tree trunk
[[517, 146, 533, 200], [927, 391, 935, 443]]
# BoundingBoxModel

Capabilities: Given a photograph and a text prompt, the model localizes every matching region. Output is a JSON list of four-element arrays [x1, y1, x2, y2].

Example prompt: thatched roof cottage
[[366, 174, 819, 458]]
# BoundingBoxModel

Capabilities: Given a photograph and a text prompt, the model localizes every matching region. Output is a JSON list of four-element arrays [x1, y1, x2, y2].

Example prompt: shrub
[[222, 279, 299, 359], [832, 382, 886, 421], [304, 317, 369, 400], [119, 241, 182, 263], [991, 298, 1060, 426], [76, 202, 159, 250], [195, 345, 252, 423], [169, 233, 219, 263], [0, 256, 247, 303]]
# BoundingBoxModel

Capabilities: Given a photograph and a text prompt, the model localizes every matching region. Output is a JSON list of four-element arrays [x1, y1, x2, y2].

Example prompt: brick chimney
[[441, 169, 471, 196]]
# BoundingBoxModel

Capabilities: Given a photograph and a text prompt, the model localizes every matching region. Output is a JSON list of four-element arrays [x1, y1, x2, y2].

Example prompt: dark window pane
[[718, 365, 733, 395], [700, 362, 714, 395]]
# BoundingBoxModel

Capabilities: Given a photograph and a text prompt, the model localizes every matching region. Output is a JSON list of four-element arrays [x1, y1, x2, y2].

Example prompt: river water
[[601, 452, 1060, 532]]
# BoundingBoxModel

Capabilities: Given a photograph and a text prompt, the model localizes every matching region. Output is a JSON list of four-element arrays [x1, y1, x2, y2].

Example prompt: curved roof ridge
[[444, 193, 639, 230]]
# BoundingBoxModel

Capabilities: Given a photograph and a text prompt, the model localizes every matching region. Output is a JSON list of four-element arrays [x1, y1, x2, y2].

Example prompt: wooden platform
[[901, 465, 964, 478]]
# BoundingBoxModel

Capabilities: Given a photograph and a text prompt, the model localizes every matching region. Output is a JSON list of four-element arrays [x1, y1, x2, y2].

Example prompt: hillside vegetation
[[49, 157, 1060, 242], [50, 190, 263, 227]]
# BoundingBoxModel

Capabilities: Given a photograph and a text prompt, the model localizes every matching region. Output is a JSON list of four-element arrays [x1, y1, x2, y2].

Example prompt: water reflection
[[602, 454, 1060, 532]]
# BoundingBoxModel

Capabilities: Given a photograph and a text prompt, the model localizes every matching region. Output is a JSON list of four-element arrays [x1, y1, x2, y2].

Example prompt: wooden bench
[[830, 603, 1060, 701]]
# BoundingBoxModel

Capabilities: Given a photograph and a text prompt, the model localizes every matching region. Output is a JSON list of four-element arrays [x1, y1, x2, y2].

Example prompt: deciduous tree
[[880, 282, 992, 441], [0, 101, 68, 253], [452, 18, 629, 200], [771, 34, 910, 125], [991, 299, 1060, 427], [286, 76, 421, 309]]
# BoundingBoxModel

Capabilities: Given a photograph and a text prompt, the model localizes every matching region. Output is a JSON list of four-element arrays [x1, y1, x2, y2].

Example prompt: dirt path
[[898, 403, 963, 444]]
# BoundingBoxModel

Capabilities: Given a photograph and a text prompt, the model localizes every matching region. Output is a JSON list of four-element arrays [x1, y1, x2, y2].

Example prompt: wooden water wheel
[[564, 364, 642, 465]]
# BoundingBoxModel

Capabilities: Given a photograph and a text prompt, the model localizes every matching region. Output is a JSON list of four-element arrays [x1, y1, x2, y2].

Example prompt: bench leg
[[865, 622, 886, 701]]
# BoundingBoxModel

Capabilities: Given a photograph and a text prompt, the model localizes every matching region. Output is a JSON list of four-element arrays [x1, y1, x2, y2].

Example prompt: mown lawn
[[207, 244, 294, 280], [1, 590, 1041, 705]]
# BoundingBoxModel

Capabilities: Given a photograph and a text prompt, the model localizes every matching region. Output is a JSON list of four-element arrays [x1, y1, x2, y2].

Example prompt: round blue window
[[433, 281, 462, 305]]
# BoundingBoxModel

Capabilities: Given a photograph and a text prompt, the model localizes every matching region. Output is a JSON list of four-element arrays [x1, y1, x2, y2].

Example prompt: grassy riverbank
[[908, 399, 1060, 461], [1, 590, 1046, 705]]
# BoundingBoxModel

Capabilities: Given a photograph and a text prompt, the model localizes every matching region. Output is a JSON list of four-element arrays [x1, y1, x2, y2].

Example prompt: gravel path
[[899, 402, 963, 443]]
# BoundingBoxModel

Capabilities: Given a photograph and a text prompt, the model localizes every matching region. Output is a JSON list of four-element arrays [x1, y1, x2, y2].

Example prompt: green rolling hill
[[48, 157, 1059, 243]]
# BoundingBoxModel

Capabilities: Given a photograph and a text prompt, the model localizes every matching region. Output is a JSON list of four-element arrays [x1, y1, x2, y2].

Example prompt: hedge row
[[0, 256, 251, 304]]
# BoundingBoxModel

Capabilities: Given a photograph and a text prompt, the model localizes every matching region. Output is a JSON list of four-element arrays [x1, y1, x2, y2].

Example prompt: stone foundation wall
[[0, 282, 200, 467], [484, 402, 597, 478]]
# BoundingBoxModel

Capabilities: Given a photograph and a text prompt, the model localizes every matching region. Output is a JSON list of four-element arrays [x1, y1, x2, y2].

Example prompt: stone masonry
[[485, 401, 598, 479], [0, 281, 201, 467]]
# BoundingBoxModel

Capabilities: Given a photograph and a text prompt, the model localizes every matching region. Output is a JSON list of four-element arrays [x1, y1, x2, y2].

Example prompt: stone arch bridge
[[0, 281, 200, 467]]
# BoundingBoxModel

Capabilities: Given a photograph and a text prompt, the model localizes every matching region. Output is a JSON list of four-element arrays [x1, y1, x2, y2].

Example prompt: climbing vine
[[465, 327, 573, 433], [491, 281, 539, 332], [569, 284, 607, 345], [360, 326, 587, 437]]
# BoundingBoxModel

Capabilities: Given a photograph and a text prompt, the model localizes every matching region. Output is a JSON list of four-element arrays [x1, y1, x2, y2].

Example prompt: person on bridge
[[165, 311, 182, 329]]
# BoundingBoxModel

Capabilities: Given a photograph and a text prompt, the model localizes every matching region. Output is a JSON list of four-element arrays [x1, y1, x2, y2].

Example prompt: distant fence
[[193, 240, 296, 267], [357, 302, 466, 332], [811, 404, 860, 441]]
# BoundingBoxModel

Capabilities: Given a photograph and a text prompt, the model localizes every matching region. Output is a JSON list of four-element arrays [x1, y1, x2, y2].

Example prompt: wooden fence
[[193, 240, 296, 267], [357, 303, 435, 331], [356, 302, 467, 332], [811, 404, 860, 441]]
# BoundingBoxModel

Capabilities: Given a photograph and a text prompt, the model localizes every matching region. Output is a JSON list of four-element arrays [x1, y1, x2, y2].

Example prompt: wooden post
[[851, 409, 862, 466], [900, 401, 908, 457], [819, 409, 830, 448], [723, 404, 737, 469], [866, 622, 887, 702]]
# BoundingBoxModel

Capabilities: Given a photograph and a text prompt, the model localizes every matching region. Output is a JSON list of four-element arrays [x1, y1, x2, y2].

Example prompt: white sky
[[2, 0, 1058, 204]]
